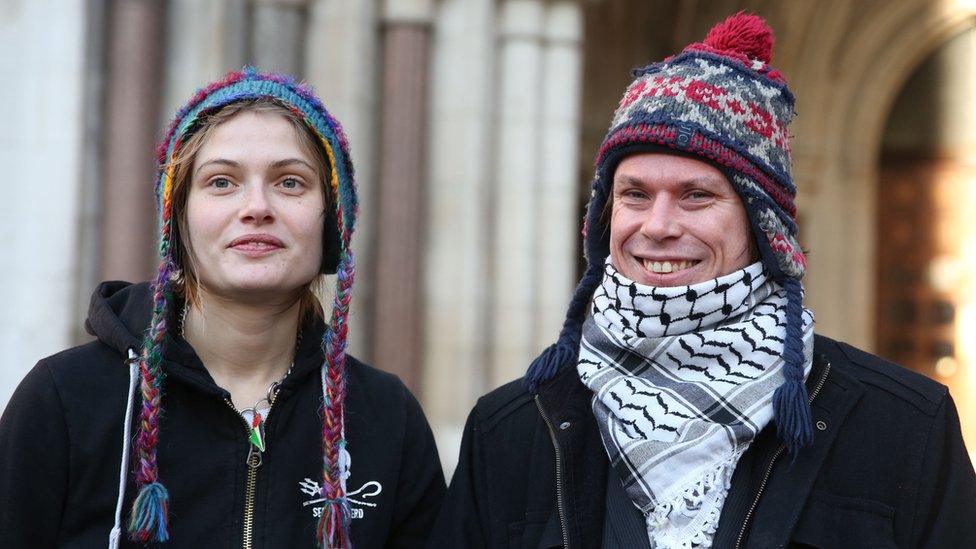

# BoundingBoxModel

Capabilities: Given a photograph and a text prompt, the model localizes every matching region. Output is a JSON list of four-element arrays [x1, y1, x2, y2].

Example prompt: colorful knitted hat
[[128, 68, 357, 547], [526, 13, 813, 455]]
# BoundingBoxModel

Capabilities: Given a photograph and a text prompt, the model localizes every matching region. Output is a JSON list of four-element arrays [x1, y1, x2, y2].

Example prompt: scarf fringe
[[646, 451, 743, 549]]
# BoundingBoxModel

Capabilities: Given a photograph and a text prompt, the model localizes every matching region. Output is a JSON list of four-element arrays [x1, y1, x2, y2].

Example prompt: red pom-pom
[[702, 12, 774, 64]]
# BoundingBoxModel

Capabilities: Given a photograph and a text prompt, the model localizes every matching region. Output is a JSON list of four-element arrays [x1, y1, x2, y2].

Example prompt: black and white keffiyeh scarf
[[577, 260, 814, 548]]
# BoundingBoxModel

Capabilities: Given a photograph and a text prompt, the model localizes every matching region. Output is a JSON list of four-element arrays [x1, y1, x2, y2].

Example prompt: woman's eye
[[211, 177, 232, 189], [280, 177, 303, 191]]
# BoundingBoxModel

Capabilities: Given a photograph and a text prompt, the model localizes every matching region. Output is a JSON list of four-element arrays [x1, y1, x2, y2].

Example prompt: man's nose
[[639, 195, 681, 240]]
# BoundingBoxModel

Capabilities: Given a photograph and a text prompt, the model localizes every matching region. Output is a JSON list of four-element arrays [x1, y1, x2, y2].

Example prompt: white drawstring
[[109, 349, 140, 549]]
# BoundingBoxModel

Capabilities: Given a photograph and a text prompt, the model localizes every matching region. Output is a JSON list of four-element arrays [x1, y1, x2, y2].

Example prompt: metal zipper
[[734, 359, 831, 549], [535, 395, 571, 549], [225, 395, 278, 549]]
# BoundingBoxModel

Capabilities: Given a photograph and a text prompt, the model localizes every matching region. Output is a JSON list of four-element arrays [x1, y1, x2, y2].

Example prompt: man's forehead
[[612, 170, 731, 191], [613, 153, 728, 183]]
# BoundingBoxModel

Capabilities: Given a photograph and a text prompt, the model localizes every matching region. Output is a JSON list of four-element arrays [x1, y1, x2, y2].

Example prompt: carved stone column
[[305, 0, 381, 359], [99, 0, 166, 282], [161, 0, 247, 117], [533, 1, 583, 351], [250, 0, 309, 76], [372, 0, 434, 394], [423, 0, 497, 469], [489, 0, 546, 387], [0, 0, 88, 410]]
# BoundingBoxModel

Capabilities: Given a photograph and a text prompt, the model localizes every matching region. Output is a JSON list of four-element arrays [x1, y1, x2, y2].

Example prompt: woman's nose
[[240, 183, 275, 224]]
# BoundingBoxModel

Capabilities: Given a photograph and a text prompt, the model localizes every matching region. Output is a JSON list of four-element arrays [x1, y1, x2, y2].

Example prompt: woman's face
[[186, 110, 325, 304]]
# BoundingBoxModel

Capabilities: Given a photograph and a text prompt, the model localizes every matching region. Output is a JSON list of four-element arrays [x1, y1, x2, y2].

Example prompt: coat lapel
[[537, 365, 609, 547], [745, 337, 865, 548]]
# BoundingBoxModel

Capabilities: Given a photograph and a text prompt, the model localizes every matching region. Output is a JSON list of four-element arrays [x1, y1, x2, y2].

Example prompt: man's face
[[609, 153, 754, 287]]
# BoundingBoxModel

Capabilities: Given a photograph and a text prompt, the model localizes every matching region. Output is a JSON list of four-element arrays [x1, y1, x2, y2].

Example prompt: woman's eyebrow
[[269, 158, 316, 171], [194, 157, 316, 176], [194, 158, 240, 176]]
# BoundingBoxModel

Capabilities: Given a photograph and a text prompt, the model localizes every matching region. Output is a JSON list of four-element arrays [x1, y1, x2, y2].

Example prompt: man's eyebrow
[[613, 174, 726, 188], [613, 175, 645, 188], [678, 175, 726, 188]]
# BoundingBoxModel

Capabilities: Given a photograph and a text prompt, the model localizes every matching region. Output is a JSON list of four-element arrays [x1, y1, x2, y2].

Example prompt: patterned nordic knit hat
[[526, 13, 814, 455], [124, 68, 358, 547]]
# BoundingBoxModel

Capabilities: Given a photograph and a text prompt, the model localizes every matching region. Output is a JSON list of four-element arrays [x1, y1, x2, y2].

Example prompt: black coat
[[0, 282, 446, 548], [430, 335, 976, 548]]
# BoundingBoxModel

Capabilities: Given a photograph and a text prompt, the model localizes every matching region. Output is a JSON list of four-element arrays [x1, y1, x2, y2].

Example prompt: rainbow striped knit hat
[[526, 13, 814, 455], [128, 68, 357, 547]]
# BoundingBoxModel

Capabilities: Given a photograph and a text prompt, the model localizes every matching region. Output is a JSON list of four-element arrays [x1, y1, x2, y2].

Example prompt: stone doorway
[[877, 27, 976, 452]]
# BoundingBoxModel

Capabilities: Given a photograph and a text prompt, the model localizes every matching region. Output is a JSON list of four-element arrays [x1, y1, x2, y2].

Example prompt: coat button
[[816, 420, 827, 431], [559, 421, 571, 430]]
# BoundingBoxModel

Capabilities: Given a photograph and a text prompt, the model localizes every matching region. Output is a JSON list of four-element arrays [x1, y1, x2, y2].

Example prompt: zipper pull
[[246, 411, 265, 468], [248, 411, 266, 452], [247, 443, 263, 469]]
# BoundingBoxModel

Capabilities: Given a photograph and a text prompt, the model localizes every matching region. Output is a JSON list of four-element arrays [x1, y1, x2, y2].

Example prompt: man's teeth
[[643, 259, 695, 274]]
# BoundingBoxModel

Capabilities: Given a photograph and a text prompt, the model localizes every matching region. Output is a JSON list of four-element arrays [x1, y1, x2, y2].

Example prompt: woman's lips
[[228, 234, 284, 255]]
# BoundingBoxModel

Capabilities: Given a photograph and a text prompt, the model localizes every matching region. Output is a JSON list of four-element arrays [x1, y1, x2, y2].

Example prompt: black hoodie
[[0, 282, 445, 548]]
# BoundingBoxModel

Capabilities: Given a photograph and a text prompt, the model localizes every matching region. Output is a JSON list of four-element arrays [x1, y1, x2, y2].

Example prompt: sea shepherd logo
[[299, 477, 383, 519]]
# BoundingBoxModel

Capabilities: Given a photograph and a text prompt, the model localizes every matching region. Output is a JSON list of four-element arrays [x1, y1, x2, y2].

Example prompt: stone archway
[[578, 0, 976, 348], [780, 0, 976, 350]]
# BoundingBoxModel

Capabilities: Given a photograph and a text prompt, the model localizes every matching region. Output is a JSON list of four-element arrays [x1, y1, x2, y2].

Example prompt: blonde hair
[[166, 98, 329, 320]]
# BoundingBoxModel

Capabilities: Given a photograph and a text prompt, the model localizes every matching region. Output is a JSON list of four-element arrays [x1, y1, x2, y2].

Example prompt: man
[[430, 13, 976, 548]]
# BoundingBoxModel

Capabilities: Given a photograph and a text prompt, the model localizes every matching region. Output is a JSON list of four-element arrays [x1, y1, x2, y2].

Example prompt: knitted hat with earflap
[[526, 13, 813, 455], [125, 68, 357, 547]]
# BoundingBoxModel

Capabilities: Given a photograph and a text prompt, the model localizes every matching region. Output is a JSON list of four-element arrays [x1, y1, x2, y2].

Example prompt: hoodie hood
[[83, 281, 328, 382], [85, 281, 152, 355], [83, 281, 329, 393]]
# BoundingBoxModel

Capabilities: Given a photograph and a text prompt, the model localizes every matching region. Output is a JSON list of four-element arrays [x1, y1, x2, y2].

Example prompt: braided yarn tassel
[[127, 261, 175, 542], [129, 482, 170, 543], [772, 277, 813, 456], [316, 249, 355, 548], [526, 263, 604, 393], [129, 158, 177, 543]]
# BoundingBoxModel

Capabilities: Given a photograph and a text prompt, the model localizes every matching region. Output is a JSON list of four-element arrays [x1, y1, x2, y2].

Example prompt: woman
[[0, 68, 445, 548]]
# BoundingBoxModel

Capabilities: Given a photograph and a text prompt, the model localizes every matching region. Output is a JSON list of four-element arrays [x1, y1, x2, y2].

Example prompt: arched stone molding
[[783, 0, 976, 350]]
